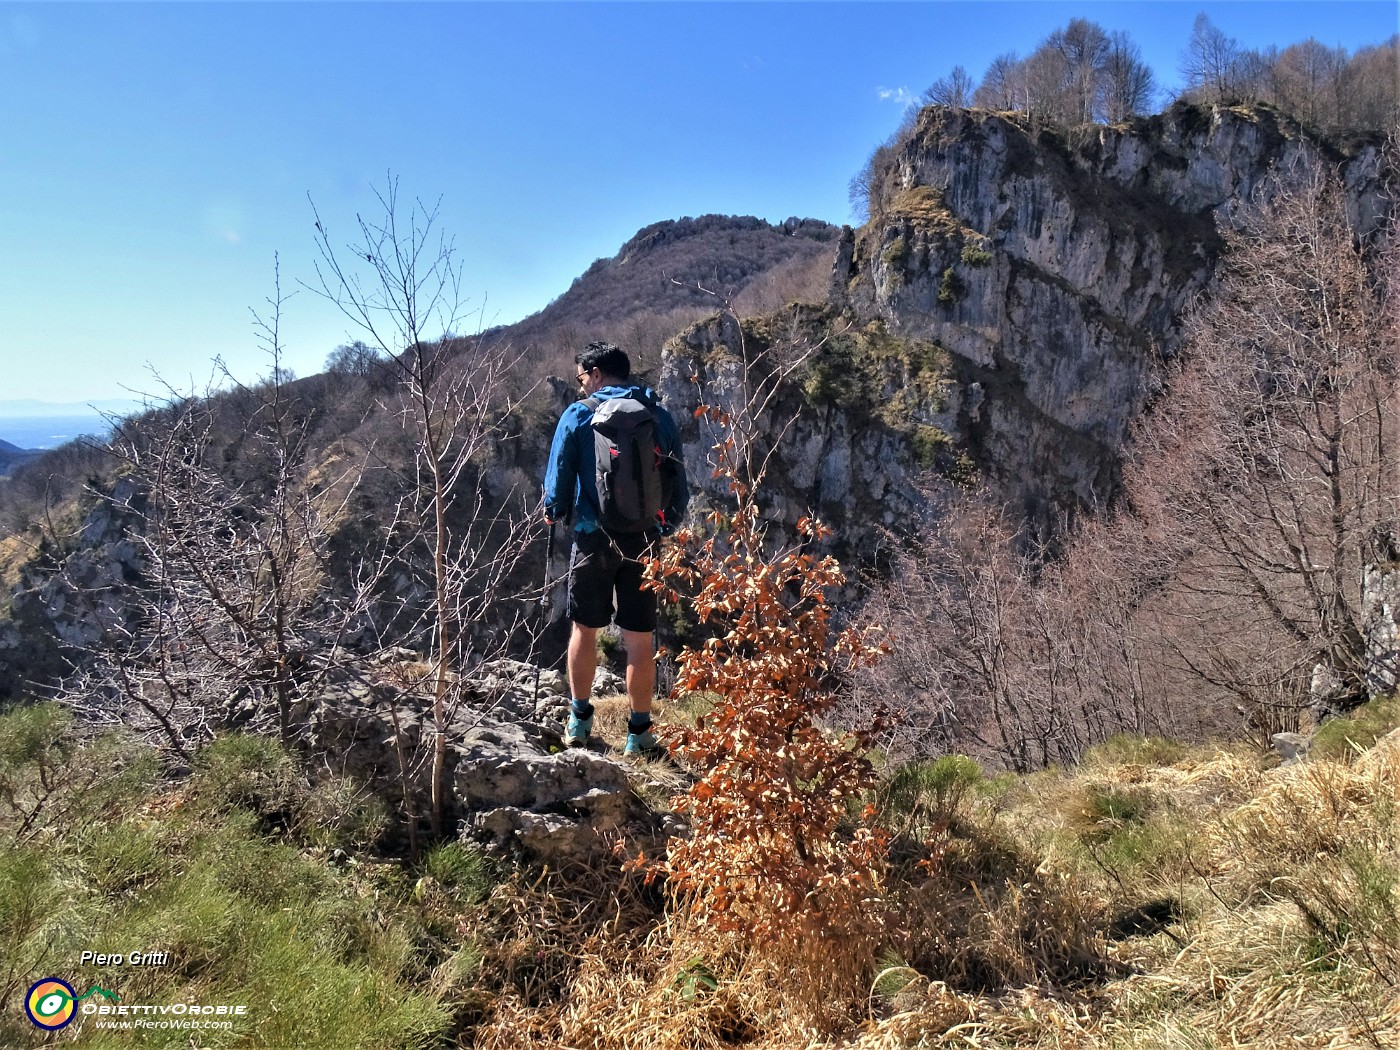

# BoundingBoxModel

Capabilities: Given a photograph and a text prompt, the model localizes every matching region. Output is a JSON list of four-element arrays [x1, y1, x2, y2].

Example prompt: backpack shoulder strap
[[578, 396, 603, 413]]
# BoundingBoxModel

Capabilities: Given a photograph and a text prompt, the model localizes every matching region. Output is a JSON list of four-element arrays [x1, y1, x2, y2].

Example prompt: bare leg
[[621, 628, 655, 716], [568, 623, 599, 702]]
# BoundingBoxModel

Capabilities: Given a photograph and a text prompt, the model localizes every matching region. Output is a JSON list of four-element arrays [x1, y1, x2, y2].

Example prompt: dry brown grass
[[468, 896, 882, 1050], [885, 188, 963, 235], [589, 691, 645, 744], [0, 532, 32, 593], [454, 720, 1400, 1049]]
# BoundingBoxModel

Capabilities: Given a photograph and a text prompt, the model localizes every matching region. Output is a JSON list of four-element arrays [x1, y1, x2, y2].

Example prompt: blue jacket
[[543, 385, 689, 534]]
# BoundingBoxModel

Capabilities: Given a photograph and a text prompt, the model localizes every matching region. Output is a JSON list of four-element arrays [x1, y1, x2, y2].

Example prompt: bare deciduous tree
[[850, 160, 1395, 766], [973, 53, 1026, 112], [62, 271, 373, 756], [1337, 38, 1400, 134], [1179, 27, 1396, 135], [1048, 18, 1111, 124], [922, 66, 976, 110], [848, 492, 1187, 771], [1181, 13, 1244, 101], [324, 340, 388, 379], [850, 140, 900, 225], [964, 19, 1152, 125], [1125, 161, 1399, 725], [309, 177, 537, 840], [1272, 39, 1348, 128], [1101, 31, 1156, 122]]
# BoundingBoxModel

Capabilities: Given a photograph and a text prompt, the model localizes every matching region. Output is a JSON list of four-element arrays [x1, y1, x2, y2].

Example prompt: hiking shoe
[[563, 711, 593, 747], [623, 728, 665, 759]]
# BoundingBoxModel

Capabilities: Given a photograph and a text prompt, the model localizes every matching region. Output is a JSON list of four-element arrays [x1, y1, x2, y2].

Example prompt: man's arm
[[543, 404, 584, 524], [656, 405, 690, 532]]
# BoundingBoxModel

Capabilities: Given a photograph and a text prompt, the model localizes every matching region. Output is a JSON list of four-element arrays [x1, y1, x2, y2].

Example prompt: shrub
[[878, 754, 986, 842], [882, 235, 908, 271], [961, 241, 994, 267], [938, 266, 963, 307], [909, 423, 948, 467], [640, 401, 890, 1022]]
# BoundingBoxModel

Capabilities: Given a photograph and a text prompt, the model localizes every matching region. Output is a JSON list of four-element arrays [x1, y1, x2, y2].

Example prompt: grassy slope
[[3, 697, 1396, 1049], [468, 720, 1398, 1050]]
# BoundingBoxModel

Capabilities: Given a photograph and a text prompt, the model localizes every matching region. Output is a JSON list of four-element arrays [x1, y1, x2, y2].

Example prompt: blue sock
[[627, 712, 653, 735], [570, 698, 594, 719]]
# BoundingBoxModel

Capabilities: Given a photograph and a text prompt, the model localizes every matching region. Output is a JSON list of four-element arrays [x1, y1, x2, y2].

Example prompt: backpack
[[582, 390, 674, 533]]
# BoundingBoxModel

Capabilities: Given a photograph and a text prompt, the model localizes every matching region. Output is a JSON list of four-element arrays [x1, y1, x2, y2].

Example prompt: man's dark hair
[[576, 342, 631, 381]]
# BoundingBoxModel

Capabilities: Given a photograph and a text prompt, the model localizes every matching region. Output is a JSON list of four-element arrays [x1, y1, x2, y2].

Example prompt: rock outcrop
[[1361, 525, 1400, 704], [656, 310, 945, 558], [833, 102, 1391, 524], [307, 657, 666, 865], [0, 477, 147, 699]]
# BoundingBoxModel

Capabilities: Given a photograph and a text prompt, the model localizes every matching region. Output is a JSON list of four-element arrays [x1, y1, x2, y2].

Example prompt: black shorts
[[566, 529, 658, 633]]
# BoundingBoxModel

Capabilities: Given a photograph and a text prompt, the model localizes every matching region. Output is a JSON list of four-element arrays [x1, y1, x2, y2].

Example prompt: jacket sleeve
[[543, 404, 584, 523]]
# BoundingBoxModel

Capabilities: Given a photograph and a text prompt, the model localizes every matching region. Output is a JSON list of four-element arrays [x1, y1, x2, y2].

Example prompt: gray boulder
[[305, 656, 661, 866], [1270, 732, 1311, 765]]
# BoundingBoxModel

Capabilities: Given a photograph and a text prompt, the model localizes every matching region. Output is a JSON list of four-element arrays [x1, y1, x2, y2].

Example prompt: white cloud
[[877, 86, 916, 108]]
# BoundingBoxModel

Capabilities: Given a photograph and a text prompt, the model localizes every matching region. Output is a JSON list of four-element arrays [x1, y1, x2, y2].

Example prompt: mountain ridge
[[0, 438, 40, 476], [485, 212, 839, 373]]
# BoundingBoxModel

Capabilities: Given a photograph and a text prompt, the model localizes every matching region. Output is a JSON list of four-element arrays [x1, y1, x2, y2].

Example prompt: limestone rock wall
[[834, 102, 1390, 523], [656, 311, 944, 560]]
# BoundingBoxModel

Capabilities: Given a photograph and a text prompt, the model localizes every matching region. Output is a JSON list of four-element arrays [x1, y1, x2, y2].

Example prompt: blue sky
[[2, 1, 1394, 405]]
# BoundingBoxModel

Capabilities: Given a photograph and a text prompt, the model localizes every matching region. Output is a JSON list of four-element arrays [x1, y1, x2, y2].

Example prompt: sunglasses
[[577, 369, 593, 384]]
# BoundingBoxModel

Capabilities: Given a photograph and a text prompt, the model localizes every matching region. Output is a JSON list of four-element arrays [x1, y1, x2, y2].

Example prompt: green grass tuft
[[0, 720, 480, 1048], [1083, 734, 1188, 769], [1083, 783, 1155, 826], [1310, 692, 1400, 760], [423, 841, 492, 902], [878, 754, 987, 843]]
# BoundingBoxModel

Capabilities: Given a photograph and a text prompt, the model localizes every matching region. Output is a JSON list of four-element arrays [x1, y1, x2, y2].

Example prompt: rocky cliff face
[[656, 308, 959, 564], [831, 101, 1391, 525], [0, 478, 148, 700]]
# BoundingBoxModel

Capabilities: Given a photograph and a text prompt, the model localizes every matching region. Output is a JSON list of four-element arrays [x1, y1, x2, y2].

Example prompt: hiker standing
[[543, 342, 689, 756]]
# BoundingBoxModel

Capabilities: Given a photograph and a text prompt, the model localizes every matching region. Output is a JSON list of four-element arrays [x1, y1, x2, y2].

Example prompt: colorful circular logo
[[26, 978, 78, 1030]]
